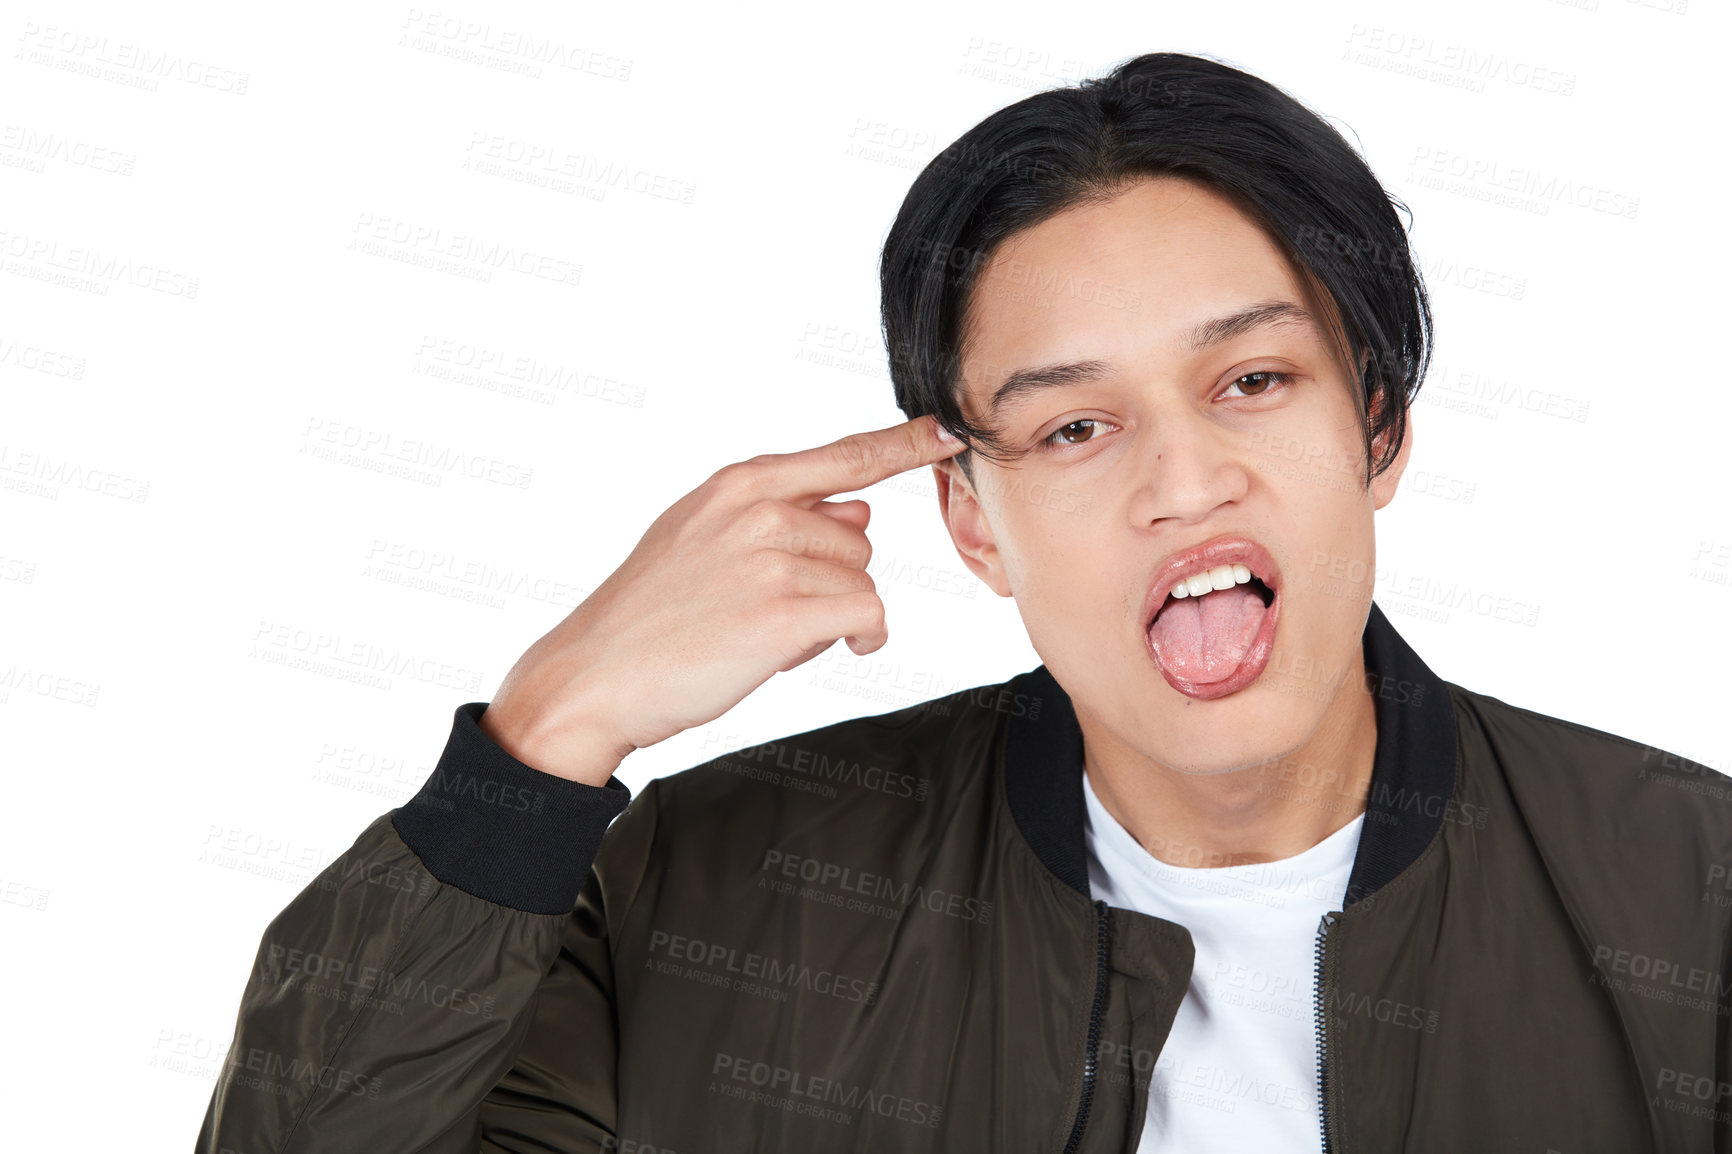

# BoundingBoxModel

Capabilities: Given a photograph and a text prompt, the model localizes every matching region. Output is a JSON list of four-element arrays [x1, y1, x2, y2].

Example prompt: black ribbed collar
[[1001, 601, 1459, 909]]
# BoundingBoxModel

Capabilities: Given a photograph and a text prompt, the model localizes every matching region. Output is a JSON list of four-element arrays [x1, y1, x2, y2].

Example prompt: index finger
[[768, 415, 969, 503]]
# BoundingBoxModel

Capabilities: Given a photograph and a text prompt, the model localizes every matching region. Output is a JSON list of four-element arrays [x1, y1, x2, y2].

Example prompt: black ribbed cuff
[[391, 702, 633, 915]]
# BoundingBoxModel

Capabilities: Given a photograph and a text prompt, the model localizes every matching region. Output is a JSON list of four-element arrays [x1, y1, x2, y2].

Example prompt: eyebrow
[[985, 299, 1317, 419]]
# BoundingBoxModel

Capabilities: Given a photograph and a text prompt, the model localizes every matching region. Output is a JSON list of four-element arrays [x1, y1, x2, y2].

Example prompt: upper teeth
[[1170, 563, 1254, 600]]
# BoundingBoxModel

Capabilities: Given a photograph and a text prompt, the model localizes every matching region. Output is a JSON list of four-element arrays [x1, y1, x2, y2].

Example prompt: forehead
[[957, 177, 1317, 402]]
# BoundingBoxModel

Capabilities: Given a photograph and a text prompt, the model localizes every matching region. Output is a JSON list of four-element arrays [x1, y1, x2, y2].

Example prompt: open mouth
[[1144, 544, 1282, 701]]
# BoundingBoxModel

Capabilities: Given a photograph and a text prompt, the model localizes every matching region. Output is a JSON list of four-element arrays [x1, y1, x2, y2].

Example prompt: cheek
[[1286, 503, 1378, 644], [994, 494, 1110, 599], [1270, 417, 1378, 590]]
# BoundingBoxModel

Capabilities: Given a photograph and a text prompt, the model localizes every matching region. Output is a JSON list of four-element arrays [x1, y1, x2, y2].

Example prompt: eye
[[1222, 371, 1294, 399], [1040, 418, 1115, 452]]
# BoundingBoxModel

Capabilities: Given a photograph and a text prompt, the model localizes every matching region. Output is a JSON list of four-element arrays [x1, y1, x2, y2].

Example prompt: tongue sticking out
[[1148, 584, 1268, 685]]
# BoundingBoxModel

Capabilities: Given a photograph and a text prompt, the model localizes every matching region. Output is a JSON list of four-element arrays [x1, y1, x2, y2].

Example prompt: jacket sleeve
[[195, 702, 641, 1154]]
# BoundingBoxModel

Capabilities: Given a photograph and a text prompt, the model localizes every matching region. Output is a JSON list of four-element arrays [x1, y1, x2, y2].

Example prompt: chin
[[1147, 685, 1317, 775]]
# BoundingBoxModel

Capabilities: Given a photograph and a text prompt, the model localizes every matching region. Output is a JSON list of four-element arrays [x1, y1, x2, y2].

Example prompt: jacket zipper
[[1313, 911, 1340, 1154], [1060, 898, 1112, 1154]]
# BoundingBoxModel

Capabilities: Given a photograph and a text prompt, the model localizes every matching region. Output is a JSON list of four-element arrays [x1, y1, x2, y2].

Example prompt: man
[[198, 52, 1731, 1153]]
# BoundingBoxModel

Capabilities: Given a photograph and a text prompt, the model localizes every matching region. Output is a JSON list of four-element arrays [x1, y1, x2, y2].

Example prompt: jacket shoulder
[[1450, 682, 1729, 804], [1447, 681, 1732, 878], [652, 671, 1025, 816]]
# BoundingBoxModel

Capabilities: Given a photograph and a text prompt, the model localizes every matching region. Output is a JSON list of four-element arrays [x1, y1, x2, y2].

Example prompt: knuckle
[[738, 498, 789, 544], [832, 433, 880, 483], [712, 459, 764, 495], [755, 549, 805, 588], [745, 546, 784, 576]]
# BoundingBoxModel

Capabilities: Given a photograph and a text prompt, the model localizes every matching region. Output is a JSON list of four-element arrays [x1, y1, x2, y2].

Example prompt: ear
[[932, 458, 1014, 598], [1368, 399, 1413, 511]]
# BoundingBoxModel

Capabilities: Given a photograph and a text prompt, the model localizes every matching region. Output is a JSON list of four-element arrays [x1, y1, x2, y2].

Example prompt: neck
[[1079, 650, 1377, 868]]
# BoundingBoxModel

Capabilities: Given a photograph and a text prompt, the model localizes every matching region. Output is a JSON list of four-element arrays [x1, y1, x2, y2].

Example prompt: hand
[[478, 415, 968, 785]]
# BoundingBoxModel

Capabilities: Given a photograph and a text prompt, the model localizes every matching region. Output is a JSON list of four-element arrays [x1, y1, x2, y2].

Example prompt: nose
[[1125, 405, 1251, 528]]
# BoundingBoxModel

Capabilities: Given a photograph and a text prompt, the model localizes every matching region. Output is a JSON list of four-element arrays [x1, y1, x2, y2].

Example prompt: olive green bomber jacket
[[196, 603, 1732, 1153]]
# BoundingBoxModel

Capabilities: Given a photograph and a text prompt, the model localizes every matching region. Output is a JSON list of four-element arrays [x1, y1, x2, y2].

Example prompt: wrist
[[479, 699, 632, 787]]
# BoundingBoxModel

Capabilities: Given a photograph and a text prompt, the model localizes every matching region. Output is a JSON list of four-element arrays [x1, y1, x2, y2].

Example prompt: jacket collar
[[1001, 601, 1459, 908]]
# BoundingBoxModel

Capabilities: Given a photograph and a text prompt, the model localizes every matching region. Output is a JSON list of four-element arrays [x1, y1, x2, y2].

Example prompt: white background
[[2, 0, 1726, 1142]]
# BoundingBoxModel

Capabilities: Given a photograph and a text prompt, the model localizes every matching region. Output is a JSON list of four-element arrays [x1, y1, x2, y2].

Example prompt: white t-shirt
[[1081, 768, 1364, 1153]]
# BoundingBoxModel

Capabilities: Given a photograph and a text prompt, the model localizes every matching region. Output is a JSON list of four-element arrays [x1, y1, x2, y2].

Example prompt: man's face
[[934, 176, 1410, 775]]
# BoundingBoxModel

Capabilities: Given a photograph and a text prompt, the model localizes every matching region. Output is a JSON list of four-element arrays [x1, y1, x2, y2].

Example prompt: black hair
[[878, 51, 1431, 489]]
